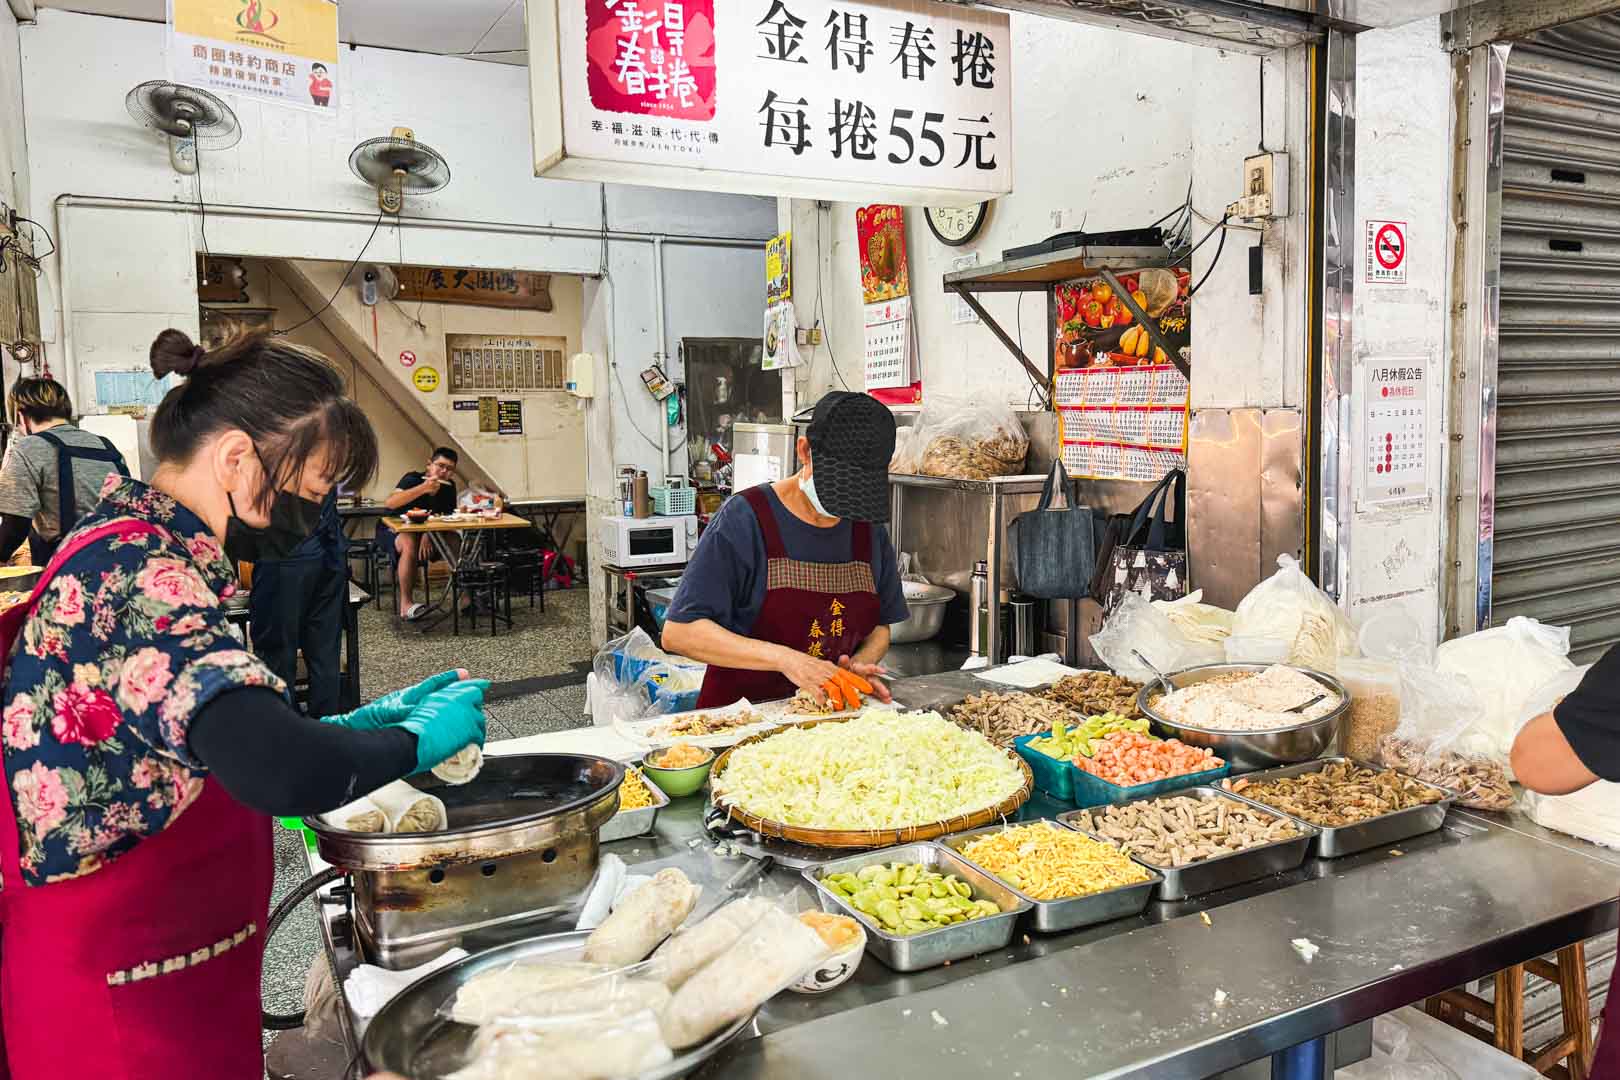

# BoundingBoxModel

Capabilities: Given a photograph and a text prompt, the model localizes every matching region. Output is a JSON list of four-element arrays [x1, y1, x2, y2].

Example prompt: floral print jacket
[[1, 477, 285, 887]]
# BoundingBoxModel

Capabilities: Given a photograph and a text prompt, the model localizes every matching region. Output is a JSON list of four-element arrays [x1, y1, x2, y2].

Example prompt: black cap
[[805, 391, 895, 523]]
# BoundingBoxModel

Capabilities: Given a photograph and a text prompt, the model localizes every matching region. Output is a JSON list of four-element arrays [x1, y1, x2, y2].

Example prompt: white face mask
[[800, 473, 833, 518]]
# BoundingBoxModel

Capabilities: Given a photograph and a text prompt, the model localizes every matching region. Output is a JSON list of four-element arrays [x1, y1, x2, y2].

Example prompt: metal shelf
[[942, 245, 1183, 396]]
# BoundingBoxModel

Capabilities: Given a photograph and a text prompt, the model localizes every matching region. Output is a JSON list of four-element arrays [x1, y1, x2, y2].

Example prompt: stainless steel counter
[[300, 683, 1620, 1079]]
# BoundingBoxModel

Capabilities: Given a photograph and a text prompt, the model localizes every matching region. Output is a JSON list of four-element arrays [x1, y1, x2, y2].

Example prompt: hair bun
[[150, 329, 205, 378]]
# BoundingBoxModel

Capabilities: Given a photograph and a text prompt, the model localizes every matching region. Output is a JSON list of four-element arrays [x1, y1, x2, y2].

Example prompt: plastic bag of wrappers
[[588, 628, 706, 727]]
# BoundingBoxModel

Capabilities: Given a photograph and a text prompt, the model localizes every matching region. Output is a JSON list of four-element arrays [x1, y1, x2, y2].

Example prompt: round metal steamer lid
[[304, 753, 624, 872]]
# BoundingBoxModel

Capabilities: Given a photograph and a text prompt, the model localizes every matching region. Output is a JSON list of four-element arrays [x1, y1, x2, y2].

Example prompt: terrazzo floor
[[262, 584, 600, 1037]]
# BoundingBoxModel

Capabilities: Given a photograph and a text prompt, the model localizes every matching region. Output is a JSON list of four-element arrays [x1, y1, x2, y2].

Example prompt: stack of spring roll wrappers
[[445, 868, 834, 1080]]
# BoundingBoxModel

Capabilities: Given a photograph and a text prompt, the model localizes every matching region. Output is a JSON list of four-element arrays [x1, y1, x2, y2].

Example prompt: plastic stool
[[1424, 942, 1592, 1079]]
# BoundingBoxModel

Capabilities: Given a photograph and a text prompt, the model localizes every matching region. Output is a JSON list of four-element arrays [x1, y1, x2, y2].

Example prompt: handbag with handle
[[1008, 461, 1098, 600], [1099, 468, 1188, 614]]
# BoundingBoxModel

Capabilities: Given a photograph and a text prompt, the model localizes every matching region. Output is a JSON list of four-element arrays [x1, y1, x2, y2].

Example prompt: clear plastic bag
[[450, 1007, 674, 1080], [1338, 657, 1401, 763], [1376, 665, 1513, 810], [888, 427, 916, 475], [590, 628, 707, 727], [1434, 617, 1573, 761], [1231, 555, 1358, 672], [1091, 593, 1220, 682], [906, 395, 1029, 480]]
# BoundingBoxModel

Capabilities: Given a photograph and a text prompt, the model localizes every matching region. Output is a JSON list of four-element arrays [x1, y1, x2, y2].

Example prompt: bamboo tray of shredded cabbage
[[709, 711, 1033, 848]]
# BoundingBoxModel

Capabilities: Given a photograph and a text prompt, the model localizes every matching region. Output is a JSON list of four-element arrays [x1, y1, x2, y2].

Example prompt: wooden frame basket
[[709, 717, 1036, 849]]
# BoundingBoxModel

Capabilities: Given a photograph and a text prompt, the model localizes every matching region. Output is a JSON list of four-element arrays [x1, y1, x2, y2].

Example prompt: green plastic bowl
[[640, 748, 716, 798]]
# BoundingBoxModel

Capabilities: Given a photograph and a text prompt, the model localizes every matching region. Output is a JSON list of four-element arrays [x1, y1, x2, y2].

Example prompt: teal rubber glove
[[397, 681, 489, 774], [321, 670, 474, 731]]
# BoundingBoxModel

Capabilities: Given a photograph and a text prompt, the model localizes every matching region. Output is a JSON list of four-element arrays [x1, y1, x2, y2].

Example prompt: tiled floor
[[263, 585, 599, 1047]]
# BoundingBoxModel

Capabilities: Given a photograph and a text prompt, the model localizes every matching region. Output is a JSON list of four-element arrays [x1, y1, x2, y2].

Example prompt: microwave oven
[[599, 514, 697, 568]]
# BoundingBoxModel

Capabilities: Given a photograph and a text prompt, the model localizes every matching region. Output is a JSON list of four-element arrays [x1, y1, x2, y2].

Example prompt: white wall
[[1344, 18, 1453, 650], [0, 3, 25, 218], [784, 13, 1298, 414]]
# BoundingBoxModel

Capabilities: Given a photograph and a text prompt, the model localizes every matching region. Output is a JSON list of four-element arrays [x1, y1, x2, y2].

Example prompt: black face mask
[[223, 489, 324, 564]]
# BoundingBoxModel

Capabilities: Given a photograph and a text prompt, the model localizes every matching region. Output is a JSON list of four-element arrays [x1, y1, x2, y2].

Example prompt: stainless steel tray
[[1059, 787, 1318, 901], [1219, 757, 1454, 859], [939, 821, 1161, 932], [362, 930, 754, 1079], [600, 767, 671, 844], [802, 843, 1030, 972]]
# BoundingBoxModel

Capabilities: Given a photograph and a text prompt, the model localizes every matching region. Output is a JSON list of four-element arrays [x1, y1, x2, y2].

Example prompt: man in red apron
[[663, 392, 909, 709], [1513, 655, 1620, 1076]]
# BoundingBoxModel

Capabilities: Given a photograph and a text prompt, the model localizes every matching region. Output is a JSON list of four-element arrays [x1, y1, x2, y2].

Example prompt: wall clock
[[924, 202, 989, 247]]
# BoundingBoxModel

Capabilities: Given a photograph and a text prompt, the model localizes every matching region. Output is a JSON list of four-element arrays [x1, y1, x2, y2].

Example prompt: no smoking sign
[[1365, 219, 1407, 285]]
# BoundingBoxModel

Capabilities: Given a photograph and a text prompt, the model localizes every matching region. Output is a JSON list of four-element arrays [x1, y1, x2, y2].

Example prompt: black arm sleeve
[[188, 687, 419, 816], [1553, 645, 1620, 782], [0, 514, 32, 562]]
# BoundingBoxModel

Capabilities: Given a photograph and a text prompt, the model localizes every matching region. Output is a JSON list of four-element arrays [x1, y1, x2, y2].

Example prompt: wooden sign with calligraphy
[[397, 268, 554, 312]]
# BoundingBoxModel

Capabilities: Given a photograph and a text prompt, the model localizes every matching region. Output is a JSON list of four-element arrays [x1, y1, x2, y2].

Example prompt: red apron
[[0, 522, 273, 1080], [1594, 959, 1620, 1077], [696, 486, 883, 708]]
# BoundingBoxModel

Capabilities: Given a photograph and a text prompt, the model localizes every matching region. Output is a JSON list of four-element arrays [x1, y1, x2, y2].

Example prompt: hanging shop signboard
[[527, 0, 1012, 203], [397, 268, 554, 311], [168, 0, 340, 113]]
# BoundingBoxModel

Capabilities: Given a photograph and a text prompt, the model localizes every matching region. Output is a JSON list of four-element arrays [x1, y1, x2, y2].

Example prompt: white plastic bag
[[1090, 593, 1221, 683], [1434, 617, 1573, 760], [906, 395, 1029, 480], [1231, 555, 1358, 672], [1515, 665, 1620, 847], [1377, 665, 1513, 810]]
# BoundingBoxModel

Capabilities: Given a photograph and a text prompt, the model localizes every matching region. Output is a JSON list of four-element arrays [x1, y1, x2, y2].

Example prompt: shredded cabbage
[[711, 711, 1024, 831]]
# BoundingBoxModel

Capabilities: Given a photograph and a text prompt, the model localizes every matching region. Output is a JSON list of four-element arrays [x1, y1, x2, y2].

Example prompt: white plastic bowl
[[789, 923, 867, 994]]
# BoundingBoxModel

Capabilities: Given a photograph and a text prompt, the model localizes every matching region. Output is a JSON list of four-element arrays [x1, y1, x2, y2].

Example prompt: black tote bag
[[1098, 468, 1188, 614], [1008, 461, 1098, 600]]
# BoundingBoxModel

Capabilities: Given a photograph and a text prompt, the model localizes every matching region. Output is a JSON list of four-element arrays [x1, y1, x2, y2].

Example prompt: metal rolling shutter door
[[1493, 21, 1620, 662]]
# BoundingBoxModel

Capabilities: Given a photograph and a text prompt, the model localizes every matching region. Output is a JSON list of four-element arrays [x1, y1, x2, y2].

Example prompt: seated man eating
[[379, 446, 458, 620]]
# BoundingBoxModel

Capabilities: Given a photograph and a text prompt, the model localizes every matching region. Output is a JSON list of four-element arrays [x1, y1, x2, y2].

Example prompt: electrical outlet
[[796, 327, 824, 346], [1227, 153, 1290, 221]]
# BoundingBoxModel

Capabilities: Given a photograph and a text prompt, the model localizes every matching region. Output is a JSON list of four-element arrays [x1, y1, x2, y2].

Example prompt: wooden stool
[[1424, 942, 1592, 1079]]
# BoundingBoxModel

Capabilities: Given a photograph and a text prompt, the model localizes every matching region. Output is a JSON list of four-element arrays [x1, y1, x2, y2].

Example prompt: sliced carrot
[[838, 669, 875, 695], [822, 679, 846, 710]]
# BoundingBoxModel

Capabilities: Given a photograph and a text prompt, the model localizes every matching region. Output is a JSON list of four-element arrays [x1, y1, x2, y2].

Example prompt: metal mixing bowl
[[1137, 663, 1349, 770], [888, 581, 954, 644]]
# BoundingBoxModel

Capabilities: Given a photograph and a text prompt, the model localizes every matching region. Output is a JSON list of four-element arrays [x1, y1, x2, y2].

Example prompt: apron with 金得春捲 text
[[695, 486, 882, 709]]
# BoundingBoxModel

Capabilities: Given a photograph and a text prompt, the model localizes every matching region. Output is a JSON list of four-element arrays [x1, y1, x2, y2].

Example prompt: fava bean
[[822, 861, 1004, 935]]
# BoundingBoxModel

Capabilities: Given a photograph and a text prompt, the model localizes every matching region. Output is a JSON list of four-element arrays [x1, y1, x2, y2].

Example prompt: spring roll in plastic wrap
[[642, 898, 771, 989], [366, 779, 449, 833], [450, 960, 623, 1025], [325, 795, 385, 833], [659, 905, 831, 1049], [433, 743, 483, 785], [583, 867, 700, 967], [449, 1009, 673, 1080]]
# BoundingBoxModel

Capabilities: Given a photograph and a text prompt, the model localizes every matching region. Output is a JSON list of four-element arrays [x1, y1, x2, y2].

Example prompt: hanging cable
[[1258, 57, 1271, 154], [815, 204, 850, 391], [389, 214, 427, 332], [275, 211, 387, 336], [1186, 215, 1231, 299], [12, 218, 54, 267], [195, 141, 213, 281]]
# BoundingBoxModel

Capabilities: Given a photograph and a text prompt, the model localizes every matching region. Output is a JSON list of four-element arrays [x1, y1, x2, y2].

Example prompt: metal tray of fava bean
[[803, 842, 1030, 971], [1059, 787, 1319, 901], [302, 754, 623, 970], [1218, 757, 1456, 859], [940, 820, 1162, 932], [363, 930, 755, 1079]]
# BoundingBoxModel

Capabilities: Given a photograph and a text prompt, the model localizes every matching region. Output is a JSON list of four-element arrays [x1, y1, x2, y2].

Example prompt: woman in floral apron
[[0, 327, 488, 1079], [662, 392, 910, 708], [1513, 656, 1620, 1076]]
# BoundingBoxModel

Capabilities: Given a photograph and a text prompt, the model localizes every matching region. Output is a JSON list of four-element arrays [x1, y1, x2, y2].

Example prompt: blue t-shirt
[[666, 484, 910, 637]]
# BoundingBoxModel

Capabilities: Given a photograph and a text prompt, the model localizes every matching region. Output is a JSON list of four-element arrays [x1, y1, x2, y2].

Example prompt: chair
[[453, 560, 512, 637], [346, 537, 382, 609], [1424, 943, 1592, 1078]]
